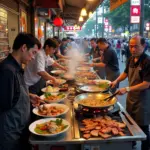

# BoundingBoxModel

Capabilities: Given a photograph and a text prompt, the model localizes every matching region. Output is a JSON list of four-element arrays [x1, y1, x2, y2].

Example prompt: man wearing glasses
[[111, 35, 150, 150]]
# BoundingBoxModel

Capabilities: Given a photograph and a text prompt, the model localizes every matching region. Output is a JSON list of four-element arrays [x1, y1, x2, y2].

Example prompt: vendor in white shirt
[[24, 38, 67, 95]]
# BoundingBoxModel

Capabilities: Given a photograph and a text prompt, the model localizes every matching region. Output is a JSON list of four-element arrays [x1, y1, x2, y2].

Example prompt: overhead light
[[79, 16, 84, 22], [89, 11, 93, 18], [81, 8, 87, 16]]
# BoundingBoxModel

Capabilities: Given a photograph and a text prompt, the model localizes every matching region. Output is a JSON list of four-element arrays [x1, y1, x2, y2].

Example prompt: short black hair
[[97, 38, 108, 44], [62, 38, 67, 42], [43, 38, 59, 49], [12, 33, 36, 51], [53, 36, 59, 40], [140, 37, 145, 45], [53, 37, 61, 44], [28, 33, 41, 49], [71, 38, 74, 41], [90, 38, 97, 42]]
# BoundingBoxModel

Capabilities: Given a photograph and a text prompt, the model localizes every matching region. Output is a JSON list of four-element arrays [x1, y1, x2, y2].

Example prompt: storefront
[[34, 8, 54, 45], [0, 0, 32, 59]]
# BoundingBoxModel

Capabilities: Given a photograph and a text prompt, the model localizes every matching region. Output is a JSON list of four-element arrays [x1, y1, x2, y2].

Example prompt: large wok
[[74, 93, 117, 109]]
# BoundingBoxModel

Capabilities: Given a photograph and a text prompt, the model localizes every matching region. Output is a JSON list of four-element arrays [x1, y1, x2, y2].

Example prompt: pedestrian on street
[[111, 35, 150, 150], [116, 40, 121, 59]]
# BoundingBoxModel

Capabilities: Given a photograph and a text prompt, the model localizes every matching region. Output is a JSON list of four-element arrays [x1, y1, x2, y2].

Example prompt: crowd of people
[[0, 33, 150, 150]]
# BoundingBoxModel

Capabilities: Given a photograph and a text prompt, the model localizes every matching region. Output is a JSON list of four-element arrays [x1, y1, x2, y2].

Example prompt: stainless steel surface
[[73, 102, 146, 143], [74, 93, 117, 108], [29, 101, 146, 145], [29, 71, 146, 145], [79, 85, 109, 93]]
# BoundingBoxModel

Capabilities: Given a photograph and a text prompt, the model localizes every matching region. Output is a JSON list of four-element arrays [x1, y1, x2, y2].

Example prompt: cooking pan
[[74, 93, 117, 109]]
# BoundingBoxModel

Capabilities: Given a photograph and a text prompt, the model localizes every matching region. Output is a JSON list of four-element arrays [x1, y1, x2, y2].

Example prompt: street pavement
[[117, 51, 150, 150]]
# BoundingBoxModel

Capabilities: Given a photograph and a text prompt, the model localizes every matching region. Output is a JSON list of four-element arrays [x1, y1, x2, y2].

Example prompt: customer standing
[[0, 33, 40, 150], [116, 40, 121, 59], [111, 35, 150, 150]]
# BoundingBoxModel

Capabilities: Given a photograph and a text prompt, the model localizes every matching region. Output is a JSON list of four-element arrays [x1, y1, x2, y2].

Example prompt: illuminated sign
[[130, 16, 140, 23], [131, 0, 140, 5], [146, 23, 150, 31], [130, 6, 140, 16], [130, 0, 140, 24], [63, 26, 82, 31]]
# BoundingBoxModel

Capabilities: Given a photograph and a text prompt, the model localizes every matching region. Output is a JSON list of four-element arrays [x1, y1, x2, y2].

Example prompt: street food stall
[[29, 63, 146, 150]]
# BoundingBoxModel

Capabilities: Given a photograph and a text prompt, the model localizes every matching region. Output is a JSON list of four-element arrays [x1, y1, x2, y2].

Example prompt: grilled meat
[[90, 130, 99, 137]]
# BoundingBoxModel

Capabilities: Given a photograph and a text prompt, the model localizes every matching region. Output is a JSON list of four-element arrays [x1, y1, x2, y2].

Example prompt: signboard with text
[[130, 0, 141, 24], [63, 26, 82, 31]]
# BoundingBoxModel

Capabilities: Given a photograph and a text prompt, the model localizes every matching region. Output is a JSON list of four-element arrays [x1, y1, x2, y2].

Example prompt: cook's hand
[[52, 78, 60, 86], [92, 58, 97, 62], [30, 94, 41, 107], [110, 80, 118, 88], [63, 66, 68, 71], [117, 88, 127, 95], [89, 63, 95, 67]]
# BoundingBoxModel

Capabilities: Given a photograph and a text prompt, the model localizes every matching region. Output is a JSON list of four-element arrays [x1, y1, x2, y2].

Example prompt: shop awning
[[34, 0, 103, 26]]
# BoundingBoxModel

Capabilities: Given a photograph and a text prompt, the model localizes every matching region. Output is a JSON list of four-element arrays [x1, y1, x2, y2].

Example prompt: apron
[[0, 73, 30, 150], [29, 77, 46, 96], [93, 49, 106, 79], [105, 66, 120, 93], [29, 59, 49, 96], [127, 64, 150, 126]]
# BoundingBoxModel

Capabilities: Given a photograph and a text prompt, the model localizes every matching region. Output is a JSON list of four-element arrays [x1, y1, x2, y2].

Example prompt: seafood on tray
[[79, 116, 126, 139]]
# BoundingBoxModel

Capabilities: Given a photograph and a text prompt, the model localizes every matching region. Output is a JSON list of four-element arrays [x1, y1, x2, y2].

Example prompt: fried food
[[79, 116, 127, 139]]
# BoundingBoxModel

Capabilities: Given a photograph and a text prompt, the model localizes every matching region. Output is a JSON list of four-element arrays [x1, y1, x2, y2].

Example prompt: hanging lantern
[[53, 17, 63, 27]]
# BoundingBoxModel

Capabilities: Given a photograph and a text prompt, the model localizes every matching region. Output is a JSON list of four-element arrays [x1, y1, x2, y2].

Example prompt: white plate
[[32, 103, 69, 117], [40, 93, 67, 103], [47, 79, 66, 85], [41, 86, 60, 93], [51, 70, 65, 75], [29, 118, 70, 137]]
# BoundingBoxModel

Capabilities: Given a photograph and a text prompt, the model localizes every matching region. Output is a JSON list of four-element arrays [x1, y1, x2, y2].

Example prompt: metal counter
[[29, 100, 146, 145], [29, 71, 146, 150]]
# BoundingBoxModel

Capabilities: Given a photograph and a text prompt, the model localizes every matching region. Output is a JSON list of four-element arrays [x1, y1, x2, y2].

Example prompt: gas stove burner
[[74, 103, 120, 118], [81, 106, 112, 114]]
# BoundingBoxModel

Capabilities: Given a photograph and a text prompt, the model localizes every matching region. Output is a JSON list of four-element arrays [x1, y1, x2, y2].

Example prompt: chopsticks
[[103, 91, 119, 101]]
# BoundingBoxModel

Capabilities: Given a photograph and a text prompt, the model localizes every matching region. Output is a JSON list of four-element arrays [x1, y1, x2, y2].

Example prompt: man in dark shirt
[[0, 33, 40, 150], [85, 38, 100, 59], [85, 38, 106, 79], [90, 38, 120, 92], [111, 35, 150, 150], [60, 38, 68, 55]]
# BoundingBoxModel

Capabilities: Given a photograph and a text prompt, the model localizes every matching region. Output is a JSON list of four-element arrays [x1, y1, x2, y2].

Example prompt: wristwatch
[[125, 87, 130, 92]]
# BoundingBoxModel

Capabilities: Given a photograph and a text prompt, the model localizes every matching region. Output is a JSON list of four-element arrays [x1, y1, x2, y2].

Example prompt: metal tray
[[78, 85, 109, 93], [74, 93, 117, 109]]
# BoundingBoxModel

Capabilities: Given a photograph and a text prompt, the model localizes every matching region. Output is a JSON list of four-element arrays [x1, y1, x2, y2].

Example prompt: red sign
[[64, 26, 82, 31], [130, 6, 140, 16]]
